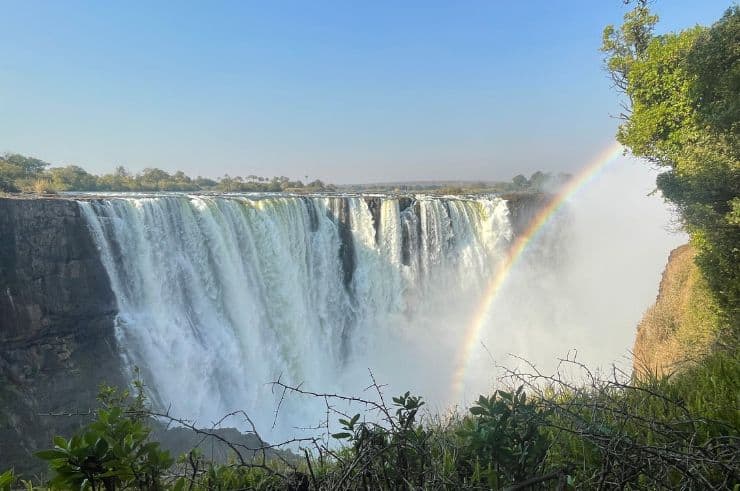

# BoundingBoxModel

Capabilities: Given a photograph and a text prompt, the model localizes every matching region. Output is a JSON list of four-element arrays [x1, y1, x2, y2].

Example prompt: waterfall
[[79, 194, 513, 435]]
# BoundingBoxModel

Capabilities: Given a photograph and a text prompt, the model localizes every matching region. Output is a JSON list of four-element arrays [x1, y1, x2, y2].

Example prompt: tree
[[512, 174, 528, 189], [0, 154, 50, 191], [1, 153, 49, 178], [601, 1, 658, 92], [114, 165, 130, 178], [49, 165, 98, 191], [194, 176, 217, 188], [138, 168, 172, 191], [602, 5, 740, 328], [528, 171, 547, 190]]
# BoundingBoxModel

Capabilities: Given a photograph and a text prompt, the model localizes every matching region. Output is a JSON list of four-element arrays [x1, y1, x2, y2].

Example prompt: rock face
[[0, 197, 124, 475], [0, 193, 548, 475], [633, 244, 721, 379], [500, 192, 550, 236]]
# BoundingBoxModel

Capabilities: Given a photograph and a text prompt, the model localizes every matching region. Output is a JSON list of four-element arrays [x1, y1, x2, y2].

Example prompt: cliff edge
[[0, 197, 124, 475], [633, 244, 722, 379]]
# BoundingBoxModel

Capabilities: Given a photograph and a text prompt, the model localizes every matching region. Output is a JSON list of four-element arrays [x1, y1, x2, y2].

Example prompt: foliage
[[36, 383, 173, 490], [49, 165, 100, 191], [0, 353, 736, 489], [601, 1, 658, 92], [30, 178, 56, 195], [270, 379, 569, 489], [634, 244, 723, 378], [602, 5, 740, 331], [457, 388, 550, 487], [0, 152, 334, 194], [0, 150, 571, 196], [538, 352, 740, 489], [0, 469, 13, 491]]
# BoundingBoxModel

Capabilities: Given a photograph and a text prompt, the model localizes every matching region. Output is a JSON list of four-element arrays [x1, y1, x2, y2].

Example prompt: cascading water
[[79, 194, 513, 436]]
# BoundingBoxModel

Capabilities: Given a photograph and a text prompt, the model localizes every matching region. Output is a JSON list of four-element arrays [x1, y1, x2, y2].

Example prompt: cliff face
[[501, 192, 550, 236], [0, 193, 547, 474], [0, 198, 124, 475], [633, 244, 722, 379]]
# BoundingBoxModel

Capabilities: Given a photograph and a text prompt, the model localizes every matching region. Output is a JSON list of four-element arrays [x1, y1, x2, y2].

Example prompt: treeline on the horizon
[[0, 152, 572, 195], [339, 170, 573, 194], [0, 153, 334, 194]]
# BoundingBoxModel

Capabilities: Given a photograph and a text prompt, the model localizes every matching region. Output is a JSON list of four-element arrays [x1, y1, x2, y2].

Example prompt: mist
[[451, 156, 688, 403], [291, 156, 687, 427], [75, 158, 686, 440]]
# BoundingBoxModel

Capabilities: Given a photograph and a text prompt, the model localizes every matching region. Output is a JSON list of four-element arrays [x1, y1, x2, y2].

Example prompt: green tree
[[138, 168, 172, 191], [528, 171, 547, 190], [0, 153, 50, 191], [602, 5, 740, 330], [512, 174, 528, 189], [1, 153, 50, 178], [49, 165, 99, 191]]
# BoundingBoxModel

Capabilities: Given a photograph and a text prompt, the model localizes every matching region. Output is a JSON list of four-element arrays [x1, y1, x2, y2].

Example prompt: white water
[[78, 169, 685, 438], [79, 194, 513, 436]]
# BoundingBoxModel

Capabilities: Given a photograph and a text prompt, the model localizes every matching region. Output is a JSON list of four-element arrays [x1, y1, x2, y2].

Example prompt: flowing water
[[79, 194, 516, 435]]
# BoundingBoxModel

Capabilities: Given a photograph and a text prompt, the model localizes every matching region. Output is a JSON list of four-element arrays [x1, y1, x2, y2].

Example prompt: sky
[[0, 1, 732, 184]]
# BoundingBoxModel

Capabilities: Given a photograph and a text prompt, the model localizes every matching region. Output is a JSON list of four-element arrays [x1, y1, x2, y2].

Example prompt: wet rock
[[0, 197, 124, 476]]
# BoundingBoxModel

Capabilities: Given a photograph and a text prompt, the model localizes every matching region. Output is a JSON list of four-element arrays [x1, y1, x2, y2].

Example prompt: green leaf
[[173, 477, 186, 491], [94, 437, 109, 455], [35, 449, 69, 461], [0, 469, 13, 491], [332, 432, 352, 439]]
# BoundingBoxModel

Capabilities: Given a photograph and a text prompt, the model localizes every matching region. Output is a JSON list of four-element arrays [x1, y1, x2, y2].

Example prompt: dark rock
[[363, 197, 382, 244], [397, 197, 413, 213], [150, 423, 296, 465], [501, 192, 551, 236], [327, 198, 356, 293], [0, 197, 124, 476]]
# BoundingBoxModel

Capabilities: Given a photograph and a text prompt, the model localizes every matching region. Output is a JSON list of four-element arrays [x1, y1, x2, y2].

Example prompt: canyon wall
[[0, 198, 124, 474], [0, 193, 547, 474]]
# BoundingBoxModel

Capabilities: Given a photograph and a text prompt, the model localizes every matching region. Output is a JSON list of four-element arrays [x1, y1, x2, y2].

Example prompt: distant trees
[[0, 153, 50, 192], [48, 165, 98, 191], [1, 153, 49, 178], [512, 174, 528, 189], [508, 171, 570, 192], [0, 153, 333, 194]]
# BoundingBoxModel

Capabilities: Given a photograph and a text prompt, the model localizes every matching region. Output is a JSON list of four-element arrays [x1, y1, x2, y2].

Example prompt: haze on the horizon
[[0, 1, 730, 184]]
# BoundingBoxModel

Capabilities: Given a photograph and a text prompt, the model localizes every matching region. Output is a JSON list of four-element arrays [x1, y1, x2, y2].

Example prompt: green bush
[[36, 385, 172, 491]]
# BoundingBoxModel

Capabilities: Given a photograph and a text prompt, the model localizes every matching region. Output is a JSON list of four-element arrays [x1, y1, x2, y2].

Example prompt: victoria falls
[[1, 0, 738, 488]]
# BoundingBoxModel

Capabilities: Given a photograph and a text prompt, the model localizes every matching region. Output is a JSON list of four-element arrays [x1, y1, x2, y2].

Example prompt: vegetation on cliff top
[[0, 154, 334, 194], [0, 152, 568, 196], [601, 1, 739, 333]]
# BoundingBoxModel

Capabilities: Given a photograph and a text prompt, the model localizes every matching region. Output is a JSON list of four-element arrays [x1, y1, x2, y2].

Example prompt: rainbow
[[450, 141, 624, 399]]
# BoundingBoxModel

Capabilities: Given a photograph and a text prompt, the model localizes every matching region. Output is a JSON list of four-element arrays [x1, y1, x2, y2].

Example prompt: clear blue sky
[[0, 1, 732, 183]]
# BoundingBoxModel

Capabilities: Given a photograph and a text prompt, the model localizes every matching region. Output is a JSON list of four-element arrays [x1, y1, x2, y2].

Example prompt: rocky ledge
[[0, 197, 124, 475]]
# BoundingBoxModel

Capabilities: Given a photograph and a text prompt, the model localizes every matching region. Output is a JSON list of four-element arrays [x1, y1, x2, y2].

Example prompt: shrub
[[36, 384, 172, 490], [24, 178, 56, 195]]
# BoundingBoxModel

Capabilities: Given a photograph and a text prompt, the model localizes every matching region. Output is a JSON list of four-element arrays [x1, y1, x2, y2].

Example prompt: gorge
[[0, 185, 679, 473]]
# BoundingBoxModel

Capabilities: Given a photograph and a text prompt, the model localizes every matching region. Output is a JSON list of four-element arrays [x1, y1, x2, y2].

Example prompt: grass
[[633, 244, 723, 378]]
